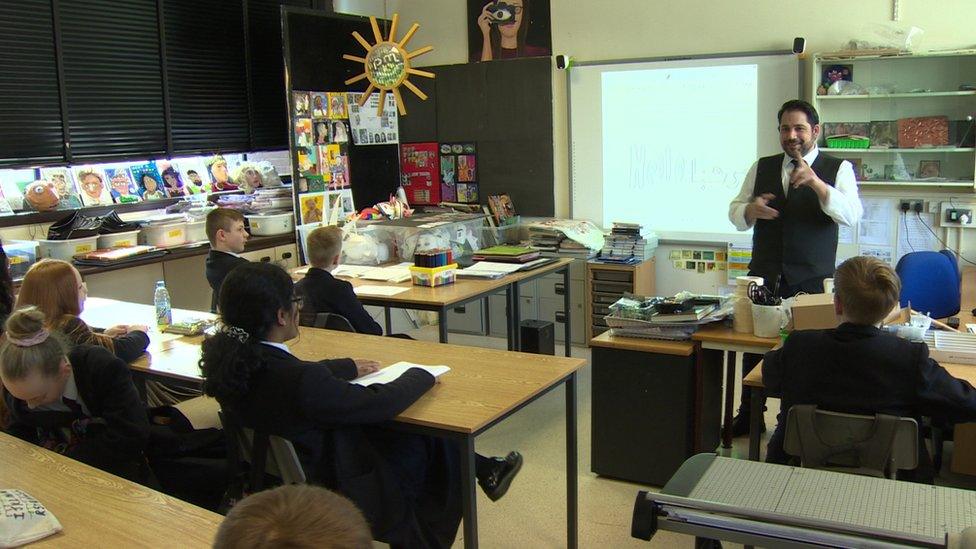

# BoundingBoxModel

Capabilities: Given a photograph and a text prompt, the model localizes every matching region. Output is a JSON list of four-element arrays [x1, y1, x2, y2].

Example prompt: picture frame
[[918, 160, 941, 179]]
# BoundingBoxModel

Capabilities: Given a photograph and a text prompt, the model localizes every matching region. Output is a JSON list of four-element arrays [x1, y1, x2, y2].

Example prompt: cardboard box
[[951, 422, 976, 477], [790, 293, 839, 331]]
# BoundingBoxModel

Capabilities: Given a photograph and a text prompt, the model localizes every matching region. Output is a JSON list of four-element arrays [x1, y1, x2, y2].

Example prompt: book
[[351, 361, 450, 386], [650, 304, 716, 323]]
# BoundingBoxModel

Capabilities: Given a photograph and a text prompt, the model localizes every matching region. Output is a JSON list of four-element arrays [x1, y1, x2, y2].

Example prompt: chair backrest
[[895, 250, 961, 318], [218, 410, 307, 491], [299, 311, 356, 332], [784, 404, 918, 479]]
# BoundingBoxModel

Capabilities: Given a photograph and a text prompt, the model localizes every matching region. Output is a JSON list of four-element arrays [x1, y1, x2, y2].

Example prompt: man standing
[[727, 99, 863, 435]]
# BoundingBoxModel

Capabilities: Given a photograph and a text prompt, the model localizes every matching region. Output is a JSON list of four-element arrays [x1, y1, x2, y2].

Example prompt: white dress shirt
[[34, 371, 90, 415], [728, 146, 863, 231], [261, 341, 291, 354]]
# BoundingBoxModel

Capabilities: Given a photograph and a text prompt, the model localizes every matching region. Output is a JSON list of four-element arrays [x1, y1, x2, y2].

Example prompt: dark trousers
[[737, 273, 828, 418]]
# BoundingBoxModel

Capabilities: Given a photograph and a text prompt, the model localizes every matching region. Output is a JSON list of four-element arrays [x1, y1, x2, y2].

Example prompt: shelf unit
[[812, 50, 976, 190], [585, 258, 655, 342]]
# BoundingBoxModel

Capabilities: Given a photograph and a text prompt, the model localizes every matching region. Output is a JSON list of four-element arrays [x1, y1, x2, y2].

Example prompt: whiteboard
[[569, 52, 800, 243]]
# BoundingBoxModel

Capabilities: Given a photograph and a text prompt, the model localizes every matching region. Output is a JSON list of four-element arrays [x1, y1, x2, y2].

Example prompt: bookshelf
[[811, 50, 976, 190]]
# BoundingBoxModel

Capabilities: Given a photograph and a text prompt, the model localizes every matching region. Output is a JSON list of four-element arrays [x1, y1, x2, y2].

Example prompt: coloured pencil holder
[[409, 264, 458, 287]]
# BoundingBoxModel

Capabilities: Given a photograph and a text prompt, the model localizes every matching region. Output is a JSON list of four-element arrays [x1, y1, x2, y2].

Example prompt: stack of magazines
[[599, 222, 656, 264], [604, 294, 732, 340]]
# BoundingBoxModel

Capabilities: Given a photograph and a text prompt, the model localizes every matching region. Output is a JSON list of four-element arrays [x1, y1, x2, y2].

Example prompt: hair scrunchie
[[224, 325, 250, 344], [7, 329, 50, 347]]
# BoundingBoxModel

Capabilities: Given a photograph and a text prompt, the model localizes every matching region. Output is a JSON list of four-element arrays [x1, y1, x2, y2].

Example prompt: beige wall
[[360, 0, 976, 217]]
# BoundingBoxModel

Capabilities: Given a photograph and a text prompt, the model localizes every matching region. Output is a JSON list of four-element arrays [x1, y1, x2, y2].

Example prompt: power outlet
[[947, 208, 973, 224], [899, 200, 924, 213]]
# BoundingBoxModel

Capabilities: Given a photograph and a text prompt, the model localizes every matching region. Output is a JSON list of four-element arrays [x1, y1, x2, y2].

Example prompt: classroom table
[[85, 298, 587, 549], [742, 360, 976, 461], [291, 258, 575, 356], [0, 431, 221, 547], [691, 324, 780, 449]]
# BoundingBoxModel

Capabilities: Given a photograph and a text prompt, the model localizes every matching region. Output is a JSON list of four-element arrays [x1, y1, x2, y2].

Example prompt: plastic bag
[[341, 225, 389, 265]]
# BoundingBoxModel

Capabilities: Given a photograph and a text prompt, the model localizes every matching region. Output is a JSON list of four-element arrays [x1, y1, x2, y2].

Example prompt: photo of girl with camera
[[470, 0, 551, 62]]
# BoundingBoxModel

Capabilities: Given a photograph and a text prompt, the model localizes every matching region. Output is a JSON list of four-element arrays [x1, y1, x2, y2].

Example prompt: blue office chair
[[895, 250, 961, 319]]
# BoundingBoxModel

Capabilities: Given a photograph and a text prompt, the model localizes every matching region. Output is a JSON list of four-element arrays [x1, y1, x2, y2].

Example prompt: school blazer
[[4, 345, 151, 480], [205, 250, 248, 311], [295, 267, 384, 335], [218, 345, 435, 536]]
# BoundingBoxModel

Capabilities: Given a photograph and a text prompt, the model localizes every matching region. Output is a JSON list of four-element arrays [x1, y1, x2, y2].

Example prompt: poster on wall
[[347, 92, 398, 145], [400, 142, 440, 205], [38, 167, 83, 209], [439, 143, 478, 203], [467, 0, 551, 62], [299, 192, 325, 225]]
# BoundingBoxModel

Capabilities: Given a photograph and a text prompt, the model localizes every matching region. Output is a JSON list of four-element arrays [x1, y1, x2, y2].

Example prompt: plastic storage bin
[[97, 230, 141, 249], [409, 264, 458, 287], [4, 240, 38, 279], [141, 222, 188, 247], [37, 236, 99, 261], [185, 219, 207, 243], [246, 212, 294, 236]]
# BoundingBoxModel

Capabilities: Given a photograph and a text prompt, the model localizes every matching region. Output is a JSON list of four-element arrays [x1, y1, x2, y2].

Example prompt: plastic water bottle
[[154, 281, 172, 330]]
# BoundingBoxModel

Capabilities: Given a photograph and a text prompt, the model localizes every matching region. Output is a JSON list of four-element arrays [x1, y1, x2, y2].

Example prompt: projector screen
[[569, 53, 800, 242]]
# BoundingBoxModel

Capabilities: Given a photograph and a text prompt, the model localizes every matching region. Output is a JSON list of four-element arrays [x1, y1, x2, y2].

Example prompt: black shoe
[[477, 451, 523, 502], [730, 413, 766, 437]]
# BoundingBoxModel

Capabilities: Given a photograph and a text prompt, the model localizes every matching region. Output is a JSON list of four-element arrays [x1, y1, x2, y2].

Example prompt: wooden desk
[[692, 323, 780, 449], [118, 309, 585, 549], [293, 258, 575, 356], [588, 332, 717, 486], [0, 431, 221, 547], [742, 361, 976, 461]]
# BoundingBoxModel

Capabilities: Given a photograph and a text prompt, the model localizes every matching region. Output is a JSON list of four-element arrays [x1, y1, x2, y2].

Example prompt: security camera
[[555, 54, 571, 70], [793, 37, 806, 54]]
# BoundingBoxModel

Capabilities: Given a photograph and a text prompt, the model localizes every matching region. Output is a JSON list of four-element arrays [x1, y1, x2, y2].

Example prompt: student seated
[[213, 484, 372, 549], [295, 225, 384, 335], [763, 256, 976, 477], [201, 263, 520, 548], [16, 259, 149, 363], [205, 208, 250, 312], [0, 306, 152, 481]]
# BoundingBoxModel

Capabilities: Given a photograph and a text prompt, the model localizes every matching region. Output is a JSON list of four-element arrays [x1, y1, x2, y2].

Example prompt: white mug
[[823, 278, 834, 294]]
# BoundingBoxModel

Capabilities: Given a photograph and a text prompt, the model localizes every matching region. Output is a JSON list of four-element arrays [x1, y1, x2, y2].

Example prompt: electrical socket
[[899, 200, 923, 213], [912, 201, 924, 214], [900, 201, 911, 212]]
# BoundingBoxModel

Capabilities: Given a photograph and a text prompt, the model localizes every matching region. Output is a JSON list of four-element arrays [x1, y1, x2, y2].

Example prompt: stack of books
[[527, 226, 564, 252], [472, 245, 541, 263], [599, 222, 654, 264]]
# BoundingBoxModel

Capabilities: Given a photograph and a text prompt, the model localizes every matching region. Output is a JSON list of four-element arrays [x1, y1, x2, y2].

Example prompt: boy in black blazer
[[294, 225, 384, 335], [205, 208, 250, 312], [763, 256, 976, 474]]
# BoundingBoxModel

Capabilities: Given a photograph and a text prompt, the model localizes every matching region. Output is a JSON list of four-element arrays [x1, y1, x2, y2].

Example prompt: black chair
[[299, 311, 356, 332], [218, 410, 306, 493]]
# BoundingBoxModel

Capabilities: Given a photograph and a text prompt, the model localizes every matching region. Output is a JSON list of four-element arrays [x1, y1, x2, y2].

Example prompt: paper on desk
[[462, 261, 523, 274], [354, 285, 409, 296], [359, 263, 412, 283], [352, 361, 450, 386], [333, 264, 378, 277], [293, 265, 311, 275]]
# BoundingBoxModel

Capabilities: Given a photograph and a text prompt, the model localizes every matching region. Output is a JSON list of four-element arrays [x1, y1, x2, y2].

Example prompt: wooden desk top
[[588, 331, 695, 357], [744, 360, 976, 388], [289, 258, 572, 308], [692, 323, 781, 349], [81, 297, 215, 331], [127, 326, 585, 435], [0, 432, 221, 548]]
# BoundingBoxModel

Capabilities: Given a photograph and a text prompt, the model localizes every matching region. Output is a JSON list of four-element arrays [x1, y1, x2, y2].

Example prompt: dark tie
[[790, 159, 799, 170], [62, 397, 82, 415]]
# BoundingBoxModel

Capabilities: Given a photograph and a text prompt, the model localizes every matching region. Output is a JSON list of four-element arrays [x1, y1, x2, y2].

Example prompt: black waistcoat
[[749, 152, 843, 285]]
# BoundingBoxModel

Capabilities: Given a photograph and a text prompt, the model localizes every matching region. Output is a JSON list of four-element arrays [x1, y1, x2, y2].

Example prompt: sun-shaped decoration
[[343, 14, 434, 117]]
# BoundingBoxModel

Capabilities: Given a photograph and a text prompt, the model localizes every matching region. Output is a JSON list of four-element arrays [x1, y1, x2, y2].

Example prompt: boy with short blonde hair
[[213, 485, 372, 549], [762, 255, 976, 475]]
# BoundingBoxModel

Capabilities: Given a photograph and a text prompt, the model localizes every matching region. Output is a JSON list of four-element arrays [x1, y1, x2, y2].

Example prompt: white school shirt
[[727, 146, 863, 232]]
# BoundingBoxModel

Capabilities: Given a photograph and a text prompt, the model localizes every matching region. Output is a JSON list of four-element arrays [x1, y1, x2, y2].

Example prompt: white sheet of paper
[[838, 223, 856, 245], [333, 265, 377, 278], [353, 285, 409, 296], [859, 245, 893, 265], [351, 361, 450, 386], [463, 261, 523, 274], [896, 212, 940, 263], [858, 198, 894, 246]]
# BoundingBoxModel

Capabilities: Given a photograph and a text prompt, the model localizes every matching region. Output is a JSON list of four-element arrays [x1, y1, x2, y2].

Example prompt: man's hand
[[745, 193, 779, 223], [353, 359, 381, 378], [788, 156, 829, 201]]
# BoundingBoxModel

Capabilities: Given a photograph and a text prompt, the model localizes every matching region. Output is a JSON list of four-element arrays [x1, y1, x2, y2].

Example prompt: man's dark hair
[[777, 99, 819, 127]]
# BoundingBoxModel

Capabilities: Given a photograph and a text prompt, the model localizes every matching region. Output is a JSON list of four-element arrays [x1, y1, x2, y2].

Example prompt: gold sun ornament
[[343, 14, 435, 117]]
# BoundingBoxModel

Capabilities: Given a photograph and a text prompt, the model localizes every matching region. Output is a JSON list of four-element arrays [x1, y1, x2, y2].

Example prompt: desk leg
[[563, 266, 572, 357], [461, 435, 479, 549], [511, 283, 521, 351], [566, 372, 579, 549], [483, 297, 490, 336], [748, 387, 764, 461], [384, 307, 392, 336], [722, 351, 736, 449], [506, 287, 515, 351], [438, 307, 448, 343]]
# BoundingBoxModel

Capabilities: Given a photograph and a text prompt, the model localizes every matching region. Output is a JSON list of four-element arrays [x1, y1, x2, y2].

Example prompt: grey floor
[[391, 326, 976, 548]]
